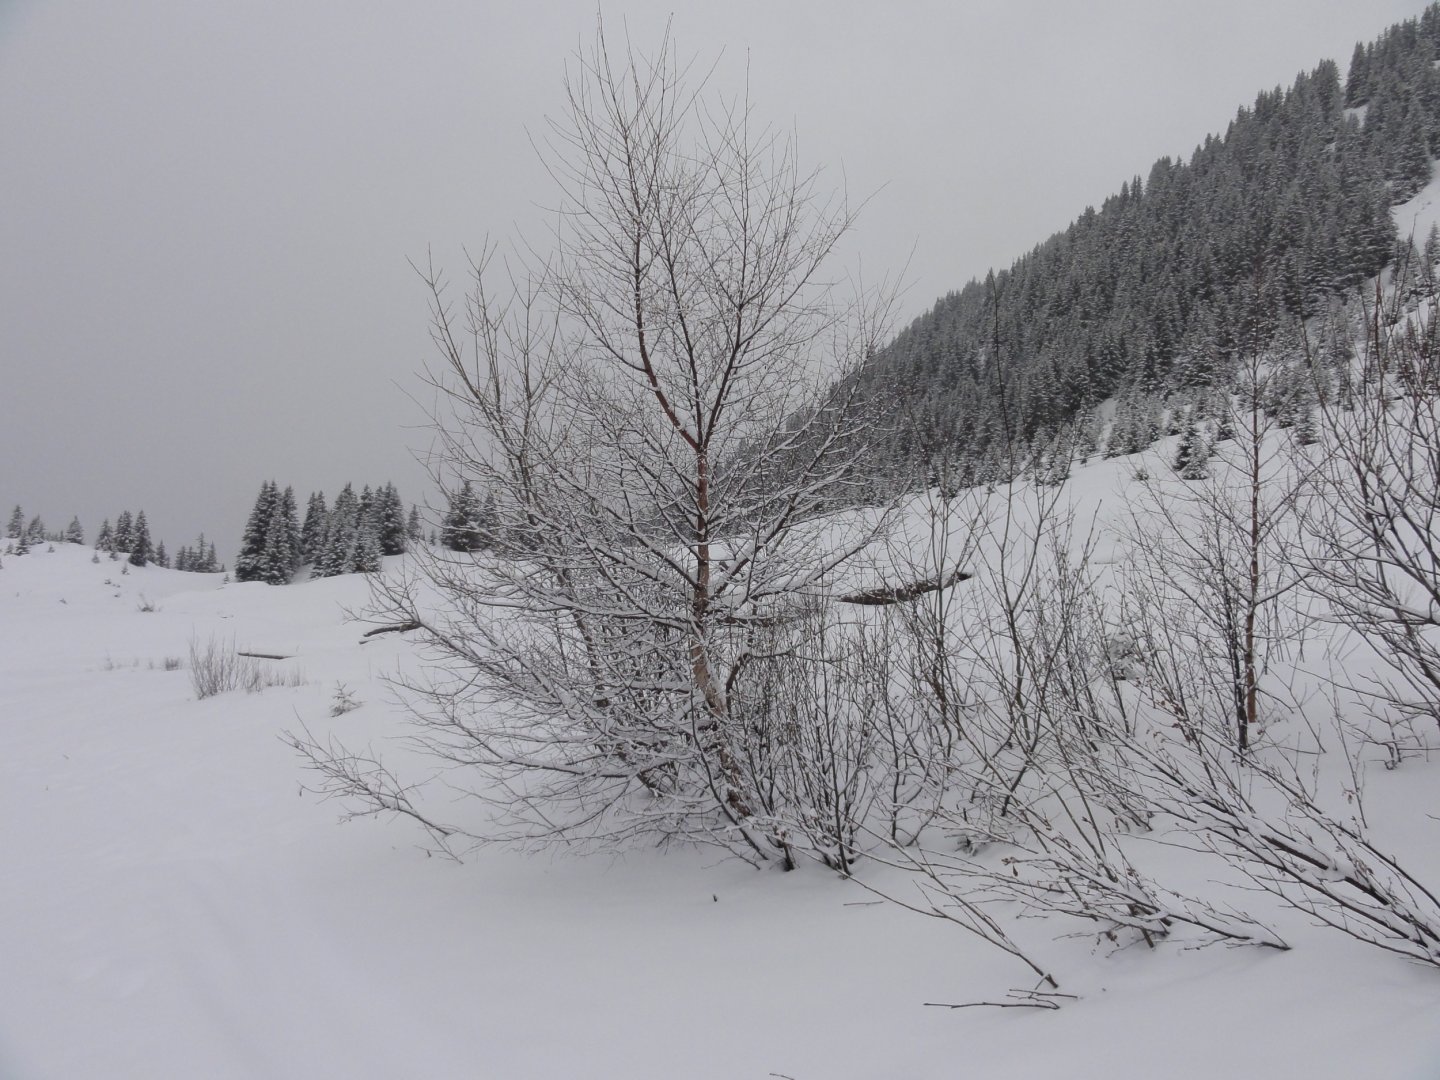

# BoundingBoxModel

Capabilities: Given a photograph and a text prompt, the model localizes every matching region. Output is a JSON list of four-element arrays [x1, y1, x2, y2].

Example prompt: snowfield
[[4, 448, 1440, 1079]]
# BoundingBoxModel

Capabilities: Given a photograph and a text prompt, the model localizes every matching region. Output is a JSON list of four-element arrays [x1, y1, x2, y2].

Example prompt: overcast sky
[[1, 0, 1429, 559]]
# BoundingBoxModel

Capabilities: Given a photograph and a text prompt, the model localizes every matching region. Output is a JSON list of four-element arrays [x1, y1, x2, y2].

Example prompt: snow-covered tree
[[1173, 418, 1209, 480], [128, 511, 153, 567], [317, 28, 900, 863], [440, 480, 483, 552], [114, 511, 134, 553], [7, 505, 24, 539], [259, 510, 293, 584], [234, 482, 277, 582], [64, 516, 84, 545], [376, 482, 408, 556], [301, 491, 328, 565], [352, 518, 383, 574], [316, 483, 359, 578]]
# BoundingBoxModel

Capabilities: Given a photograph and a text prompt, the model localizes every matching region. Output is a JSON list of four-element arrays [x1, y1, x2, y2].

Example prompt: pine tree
[[317, 484, 359, 577], [114, 511, 134, 553], [377, 482, 408, 556], [260, 510, 294, 584], [6, 505, 23, 539], [278, 485, 301, 579], [128, 511, 153, 566], [64, 516, 84, 545], [301, 491, 328, 565], [96, 518, 113, 552], [1214, 399, 1237, 442], [1295, 403, 1319, 446], [442, 481, 483, 552], [154, 541, 169, 568], [25, 516, 45, 544], [235, 482, 277, 582], [406, 504, 423, 546], [352, 517, 383, 574], [1174, 420, 1210, 480]]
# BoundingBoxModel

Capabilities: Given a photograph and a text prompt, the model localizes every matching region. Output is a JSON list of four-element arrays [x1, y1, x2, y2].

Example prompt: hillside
[[4, 423, 1440, 1077], [859, 4, 1440, 482]]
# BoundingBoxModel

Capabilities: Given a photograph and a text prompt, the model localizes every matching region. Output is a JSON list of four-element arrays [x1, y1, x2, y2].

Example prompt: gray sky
[[0, 0, 1428, 559]]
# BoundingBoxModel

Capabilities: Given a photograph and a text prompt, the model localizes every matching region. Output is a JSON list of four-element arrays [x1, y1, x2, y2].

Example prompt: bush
[[188, 635, 302, 699]]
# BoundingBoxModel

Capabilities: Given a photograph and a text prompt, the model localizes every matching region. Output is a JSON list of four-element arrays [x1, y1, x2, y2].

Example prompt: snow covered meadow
[[5, 431, 1440, 1079], [11, 23, 1440, 1077]]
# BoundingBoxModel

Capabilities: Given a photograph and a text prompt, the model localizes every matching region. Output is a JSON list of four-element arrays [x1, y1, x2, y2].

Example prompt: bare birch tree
[[1123, 338, 1309, 754], [310, 24, 898, 862]]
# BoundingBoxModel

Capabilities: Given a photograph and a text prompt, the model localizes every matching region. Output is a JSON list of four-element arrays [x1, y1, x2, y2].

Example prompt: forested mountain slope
[[860, 4, 1440, 478]]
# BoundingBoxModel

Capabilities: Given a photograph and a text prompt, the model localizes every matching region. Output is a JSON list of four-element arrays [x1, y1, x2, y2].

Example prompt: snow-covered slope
[[3, 455, 1440, 1078]]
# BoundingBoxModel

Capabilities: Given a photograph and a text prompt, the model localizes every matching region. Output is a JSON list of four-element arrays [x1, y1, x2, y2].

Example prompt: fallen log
[[361, 620, 422, 639], [837, 567, 972, 606], [237, 651, 292, 660]]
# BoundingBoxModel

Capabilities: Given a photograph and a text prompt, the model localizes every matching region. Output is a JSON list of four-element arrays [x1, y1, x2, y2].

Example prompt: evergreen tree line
[[850, 5, 1440, 482], [4, 503, 216, 571], [235, 481, 420, 584], [5, 504, 83, 555], [94, 509, 155, 567]]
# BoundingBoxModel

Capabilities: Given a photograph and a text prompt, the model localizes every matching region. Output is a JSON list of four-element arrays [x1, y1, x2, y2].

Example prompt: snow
[[5, 455, 1440, 1080], [1393, 163, 1440, 247]]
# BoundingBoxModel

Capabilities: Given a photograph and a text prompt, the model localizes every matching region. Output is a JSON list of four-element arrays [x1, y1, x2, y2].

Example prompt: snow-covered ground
[[5, 440, 1440, 1079]]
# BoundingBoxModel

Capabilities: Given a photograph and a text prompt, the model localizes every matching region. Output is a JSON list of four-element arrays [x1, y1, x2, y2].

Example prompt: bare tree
[[1123, 336, 1310, 755], [306, 24, 898, 862], [1301, 285, 1440, 744]]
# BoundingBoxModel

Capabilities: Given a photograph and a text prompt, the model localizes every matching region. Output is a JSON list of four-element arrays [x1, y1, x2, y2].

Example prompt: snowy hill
[[5, 439, 1440, 1079]]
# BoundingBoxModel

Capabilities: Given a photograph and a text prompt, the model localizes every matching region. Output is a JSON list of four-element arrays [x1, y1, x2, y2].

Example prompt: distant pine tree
[[301, 491, 328, 565], [7, 505, 23, 539], [317, 483, 360, 577], [25, 515, 45, 544], [406, 504, 423, 546], [154, 540, 169, 568], [1295, 404, 1319, 446], [64, 516, 84, 545], [377, 482, 408, 556], [1174, 420, 1209, 479], [442, 481, 483, 552], [235, 482, 278, 582], [278, 485, 301, 579], [128, 511, 153, 566], [96, 518, 113, 551], [114, 510, 135, 552], [353, 518, 383, 574], [259, 510, 294, 584]]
